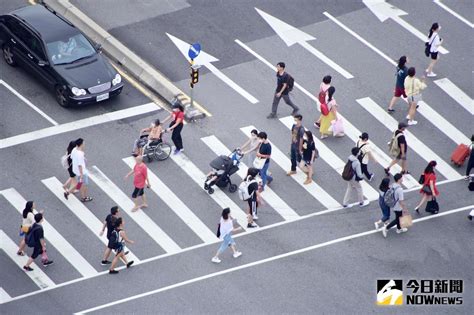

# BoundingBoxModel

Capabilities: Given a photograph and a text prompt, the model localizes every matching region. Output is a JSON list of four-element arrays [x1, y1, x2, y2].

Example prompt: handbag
[[400, 211, 413, 228], [21, 225, 30, 234], [422, 185, 432, 195], [425, 198, 439, 214], [253, 157, 266, 169], [418, 174, 425, 184], [330, 117, 344, 136]]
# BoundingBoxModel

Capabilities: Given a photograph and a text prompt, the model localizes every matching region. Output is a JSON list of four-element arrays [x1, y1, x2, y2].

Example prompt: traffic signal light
[[190, 67, 199, 85]]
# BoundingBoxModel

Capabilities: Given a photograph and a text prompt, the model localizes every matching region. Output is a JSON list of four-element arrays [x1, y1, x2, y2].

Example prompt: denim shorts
[[218, 233, 235, 253], [81, 173, 90, 185]]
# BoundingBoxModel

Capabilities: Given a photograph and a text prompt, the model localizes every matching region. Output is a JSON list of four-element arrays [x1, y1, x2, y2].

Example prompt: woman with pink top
[[314, 75, 331, 129]]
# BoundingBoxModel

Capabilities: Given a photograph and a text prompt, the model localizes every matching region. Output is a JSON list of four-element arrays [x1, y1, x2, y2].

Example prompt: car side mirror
[[38, 60, 49, 67]]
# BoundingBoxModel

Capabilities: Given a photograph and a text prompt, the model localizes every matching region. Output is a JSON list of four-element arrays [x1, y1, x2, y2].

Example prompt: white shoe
[[359, 200, 370, 207], [374, 222, 380, 230], [233, 251, 242, 258], [426, 72, 437, 77], [407, 120, 418, 126], [252, 215, 259, 220], [211, 257, 221, 263], [369, 174, 375, 182], [382, 226, 388, 238], [406, 115, 410, 120], [396, 228, 408, 234]]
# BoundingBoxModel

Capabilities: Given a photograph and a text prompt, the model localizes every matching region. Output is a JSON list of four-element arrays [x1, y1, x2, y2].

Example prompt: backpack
[[238, 178, 257, 201], [26, 224, 40, 248], [341, 160, 355, 181], [357, 142, 368, 163], [318, 87, 328, 104], [109, 229, 120, 250], [61, 154, 70, 169], [383, 186, 400, 208], [287, 74, 294, 92], [388, 132, 403, 157]]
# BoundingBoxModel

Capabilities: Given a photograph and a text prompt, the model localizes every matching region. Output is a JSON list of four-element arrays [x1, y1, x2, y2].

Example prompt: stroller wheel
[[146, 153, 153, 162], [229, 184, 238, 193], [208, 188, 215, 194]]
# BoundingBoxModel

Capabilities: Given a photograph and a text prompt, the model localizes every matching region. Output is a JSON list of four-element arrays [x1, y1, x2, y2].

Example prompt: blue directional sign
[[188, 43, 201, 60]]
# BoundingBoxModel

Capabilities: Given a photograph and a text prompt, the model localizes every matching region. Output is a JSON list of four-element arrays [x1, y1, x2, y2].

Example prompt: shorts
[[247, 199, 257, 215], [396, 152, 407, 160], [79, 173, 89, 185], [31, 246, 43, 259], [218, 233, 235, 253], [394, 86, 406, 98], [132, 187, 145, 198], [430, 52, 438, 60], [68, 167, 76, 178]]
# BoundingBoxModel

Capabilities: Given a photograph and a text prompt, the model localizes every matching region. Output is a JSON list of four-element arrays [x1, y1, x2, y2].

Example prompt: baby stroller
[[204, 149, 243, 194]]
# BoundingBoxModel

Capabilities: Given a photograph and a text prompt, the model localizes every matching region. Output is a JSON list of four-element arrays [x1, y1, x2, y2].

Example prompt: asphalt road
[[1, 0, 473, 313]]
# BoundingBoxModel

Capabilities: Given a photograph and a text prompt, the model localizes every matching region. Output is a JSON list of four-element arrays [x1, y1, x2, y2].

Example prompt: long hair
[[23, 201, 34, 219], [428, 23, 439, 38], [304, 130, 314, 146], [424, 160, 437, 174], [379, 178, 390, 193], [67, 141, 76, 154], [221, 207, 230, 220], [327, 86, 336, 102]]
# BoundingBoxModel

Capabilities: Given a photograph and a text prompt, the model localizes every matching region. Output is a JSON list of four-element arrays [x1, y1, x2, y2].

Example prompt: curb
[[40, 0, 209, 119]]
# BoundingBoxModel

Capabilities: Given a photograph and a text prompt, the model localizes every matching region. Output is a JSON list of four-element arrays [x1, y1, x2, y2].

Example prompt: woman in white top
[[211, 208, 242, 264], [404, 67, 427, 126], [17, 201, 37, 256], [426, 23, 443, 77], [240, 129, 260, 166]]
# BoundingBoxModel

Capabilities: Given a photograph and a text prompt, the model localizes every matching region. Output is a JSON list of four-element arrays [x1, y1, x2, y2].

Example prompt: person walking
[[287, 114, 304, 176], [240, 129, 260, 166], [23, 213, 53, 271], [125, 155, 150, 212], [17, 201, 36, 256], [319, 86, 343, 139], [243, 167, 261, 228], [301, 130, 317, 185], [342, 147, 369, 207], [267, 62, 299, 119], [356, 132, 377, 181], [404, 67, 427, 126], [414, 161, 439, 213], [256, 132, 273, 191], [382, 173, 408, 237], [163, 104, 185, 154], [374, 178, 391, 230], [465, 135, 474, 180], [426, 23, 443, 77], [385, 122, 409, 175], [211, 208, 243, 263], [68, 138, 92, 202], [99, 206, 121, 265], [314, 75, 332, 128], [387, 56, 408, 113], [62, 141, 78, 197], [108, 217, 134, 274]]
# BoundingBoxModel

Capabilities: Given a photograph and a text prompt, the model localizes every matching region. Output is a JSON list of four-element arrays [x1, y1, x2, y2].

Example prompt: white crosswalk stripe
[[170, 150, 251, 229], [0, 287, 12, 304], [356, 97, 462, 180], [1, 188, 98, 278], [41, 177, 140, 263], [0, 230, 55, 290], [201, 135, 300, 220], [434, 78, 474, 115], [89, 166, 181, 254], [122, 157, 217, 244]]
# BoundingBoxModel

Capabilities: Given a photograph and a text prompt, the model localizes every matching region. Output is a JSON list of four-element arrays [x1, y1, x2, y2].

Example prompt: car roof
[[10, 5, 79, 42]]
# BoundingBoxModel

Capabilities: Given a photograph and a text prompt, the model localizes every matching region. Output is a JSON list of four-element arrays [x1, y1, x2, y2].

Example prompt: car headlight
[[71, 87, 86, 96], [112, 73, 121, 86]]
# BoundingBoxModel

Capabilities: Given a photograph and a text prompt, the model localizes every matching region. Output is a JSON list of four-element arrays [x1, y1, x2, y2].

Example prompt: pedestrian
[[267, 62, 299, 119], [68, 138, 93, 202], [16, 201, 35, 256], [62, 140, 78, 196], [414, 161, 439, 213], [319, 86, 343, 139], [404, 67, 426, 126], [342, 147, 369, 207], [301, 130, 318, 185], [163, 103, 185, 154], [124, 155, 150, 212], [425, 23, 443, 77], [314, 75, 332, 128], [99, 206, 121, 265], [387, 56, 408, 113], [240, 129, 260, 166], [374, 178, 391, 230], [108, 217, 134, 274], [243, 167, 261, 228], [465, 135, 474, 180], [255, 132, 273, 191], [287, 114, 304, 177], [211, 208, 243, 263], [382, 173, 408, 237], [385, 122, 409, 175], [23, 213, 54, 271], [356, 132, 377, 181]]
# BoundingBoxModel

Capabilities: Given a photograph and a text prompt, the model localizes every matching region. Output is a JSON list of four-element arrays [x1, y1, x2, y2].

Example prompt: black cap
[[359, 132, 369, 140]]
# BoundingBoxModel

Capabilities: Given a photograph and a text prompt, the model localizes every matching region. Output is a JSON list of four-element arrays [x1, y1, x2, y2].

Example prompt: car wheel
[[55, 86, 70, 107], [3, 44, 17, 66]]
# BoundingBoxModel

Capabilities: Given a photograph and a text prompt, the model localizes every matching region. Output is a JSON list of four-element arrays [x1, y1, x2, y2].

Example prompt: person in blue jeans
[[374, 177, 391, 230], [257, 132, 273, 190]]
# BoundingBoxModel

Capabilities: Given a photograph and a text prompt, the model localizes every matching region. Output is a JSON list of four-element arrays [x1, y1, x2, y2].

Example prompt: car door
[[26, 34, 56, 88], [3, 17, 30, 66]]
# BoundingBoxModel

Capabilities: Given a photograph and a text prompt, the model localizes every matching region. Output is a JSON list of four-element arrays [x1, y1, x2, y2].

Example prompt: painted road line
[[434, 78, 474, 115], [276, 119, 380, 200], [0, 80, 58, 126], [1, 189, 98, 278], [77, 204, 474, 314], [255, 8, 353, 79], [234, 39, 417, 188], [89, 166, 181, 253], [41, 177, 140, 263], [166, 33, 259, 104], [0, 230, 55, 290], [241, 125, 345, 207], [356, 97, 462, 180], [0, 287, 12, 304], [122, 157, 216, 244], [201, 135, 300, 220], [433, 0, 474, 28], [170, 150, 251, 230], [0, 102, 159, 149]]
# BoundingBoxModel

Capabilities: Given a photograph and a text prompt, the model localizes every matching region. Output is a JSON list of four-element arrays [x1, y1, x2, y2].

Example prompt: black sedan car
[[0, 5, 123, 107]]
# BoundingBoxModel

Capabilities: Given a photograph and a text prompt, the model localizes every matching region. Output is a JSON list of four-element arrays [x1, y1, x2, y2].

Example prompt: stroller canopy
[[210, 155, 233, 171]]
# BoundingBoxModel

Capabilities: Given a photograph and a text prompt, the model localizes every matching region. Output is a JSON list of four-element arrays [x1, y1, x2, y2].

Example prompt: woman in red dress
[[415, 161, 439, 212]]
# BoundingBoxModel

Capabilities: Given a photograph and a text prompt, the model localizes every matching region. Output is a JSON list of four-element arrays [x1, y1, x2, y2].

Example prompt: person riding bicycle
[[132, 119, 163, 156]]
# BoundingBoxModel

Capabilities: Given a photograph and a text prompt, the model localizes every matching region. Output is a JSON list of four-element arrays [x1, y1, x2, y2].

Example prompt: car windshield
[[47, 33, 96, 65]]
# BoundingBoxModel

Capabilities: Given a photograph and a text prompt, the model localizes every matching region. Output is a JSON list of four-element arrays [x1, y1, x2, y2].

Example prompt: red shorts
[[394, 86, 406, 98]]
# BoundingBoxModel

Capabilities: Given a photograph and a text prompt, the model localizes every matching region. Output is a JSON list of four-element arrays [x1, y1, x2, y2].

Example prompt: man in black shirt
[[23, 213, 53, 271], [267, 62, 299, 119], [100, 206, 120, 265], [257, 132, 273, 190]]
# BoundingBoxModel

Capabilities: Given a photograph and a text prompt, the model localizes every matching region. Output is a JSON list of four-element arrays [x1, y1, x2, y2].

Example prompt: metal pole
[[190, 58, 194, 108]]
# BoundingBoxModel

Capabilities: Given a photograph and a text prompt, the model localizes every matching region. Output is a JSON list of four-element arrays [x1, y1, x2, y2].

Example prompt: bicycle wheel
[[154, 142, 172, 161]]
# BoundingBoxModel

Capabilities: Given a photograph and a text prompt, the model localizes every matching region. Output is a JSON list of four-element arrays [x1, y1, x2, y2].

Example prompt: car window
[[5, 18, 28, 42], [47, 33, 96, 65], [4, 19, 45, 59]]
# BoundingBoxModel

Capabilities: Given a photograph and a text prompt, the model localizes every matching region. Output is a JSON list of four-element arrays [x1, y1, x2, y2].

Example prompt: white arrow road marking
[[166, 33, 259, 104], [434, 78, 474, 115], [0, 287, 12, 304], [433, 0, 473, 28], [255, 8, 354, 79], [363, 0, 449, 54]]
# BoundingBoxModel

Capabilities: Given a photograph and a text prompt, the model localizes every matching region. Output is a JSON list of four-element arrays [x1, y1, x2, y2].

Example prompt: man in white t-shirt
[[67, 138, 93, 202]]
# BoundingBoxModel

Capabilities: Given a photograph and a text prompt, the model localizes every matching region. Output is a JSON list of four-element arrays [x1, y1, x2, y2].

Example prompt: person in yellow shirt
[[404, 67, 427, 126]]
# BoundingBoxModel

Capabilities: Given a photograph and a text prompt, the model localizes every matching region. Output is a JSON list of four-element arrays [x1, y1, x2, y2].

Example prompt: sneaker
[[23, 266, 33, 272], [359, 200, 370, 207], [291, 108, 300, 116], [211, 257, 221, 264], [266, 113, 277, 119], [286, 170, 296, 176], [382, 227, 388, 238], [109, 269, 119, 274], [387, 108, 395, 113], [314, 122, 321, 128], [267, 178, 273, 186], [407, 120, 418, 126], [233, 251, 242, 258], [374, 222, 380, 230], [396, 228, 408, 234], [101, 260, 112, 265], [415, 207, 420, 213], [173, 149, 181, 155], [406, 115, 410, 120], [124, 251, 129, 255], [468, 215, 473, 221], [126, 261, 134, 268], [252, 214, 259, 220], [426, 72, 437, 77], [384, 168, 390, 176], [247, 222, 258, 228], [343, 204, 348, 208], [43, 260, 54, 267], [369, 174, 375, 182]]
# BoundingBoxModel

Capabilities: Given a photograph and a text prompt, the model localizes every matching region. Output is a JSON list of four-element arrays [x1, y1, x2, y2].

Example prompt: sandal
[[17, 251, 25, 256], [81, 197, 93, 202], [64, 192, 69, 200]]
